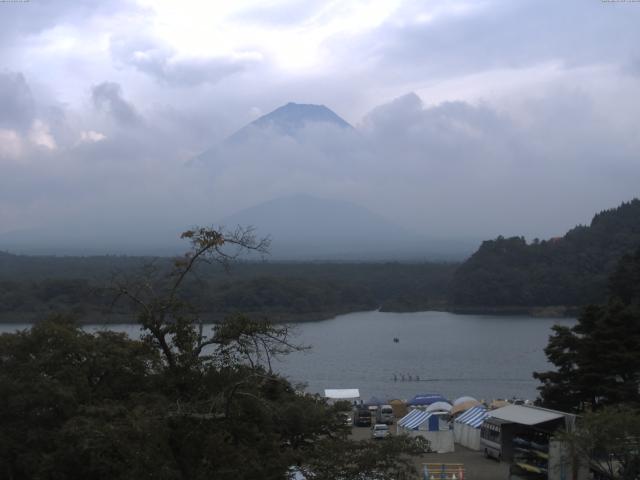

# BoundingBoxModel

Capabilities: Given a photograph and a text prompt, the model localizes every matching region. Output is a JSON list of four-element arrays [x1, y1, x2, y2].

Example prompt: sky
[[1, 0, 640, 253]]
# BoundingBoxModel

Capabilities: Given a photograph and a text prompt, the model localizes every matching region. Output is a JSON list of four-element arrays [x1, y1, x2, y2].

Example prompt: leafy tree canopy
[[534, 247, 640, 412], [0, 227, 421, 480], [452, 199, 640, 308]]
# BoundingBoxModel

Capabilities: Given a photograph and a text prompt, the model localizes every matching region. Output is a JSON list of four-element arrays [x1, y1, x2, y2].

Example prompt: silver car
[[371, 423, 390, 439]]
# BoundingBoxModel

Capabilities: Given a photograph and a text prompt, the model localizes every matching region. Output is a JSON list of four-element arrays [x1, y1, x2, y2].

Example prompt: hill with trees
[[450, 199, 640, 311]]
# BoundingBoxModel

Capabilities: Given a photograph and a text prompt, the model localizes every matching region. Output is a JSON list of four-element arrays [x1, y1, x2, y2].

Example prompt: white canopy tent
[[453, 406, 488, 450], [397, 410, 454, 453], [426, 401, 453, 413], [323, 389, 360, 400]]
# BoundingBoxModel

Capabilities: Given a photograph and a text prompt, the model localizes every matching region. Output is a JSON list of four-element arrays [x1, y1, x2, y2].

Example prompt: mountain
[[451, 198, 640, 309], [220, 194, 475, 260], [226, 102, 353, 144], [190, 102, 355, 167]]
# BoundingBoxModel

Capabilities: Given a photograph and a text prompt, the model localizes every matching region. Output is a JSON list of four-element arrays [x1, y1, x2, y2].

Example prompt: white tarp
[[453, 406, 488, 451], [487, 405, 564, 426], [324, 389, 360, 400]]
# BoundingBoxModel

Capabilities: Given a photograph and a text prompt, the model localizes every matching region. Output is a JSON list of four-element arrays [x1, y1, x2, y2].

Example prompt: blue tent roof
[[398, 410, 439, 430], [364, 396, 385, 406], [454, 406, 488, 428], [407, 393, 448, 406]]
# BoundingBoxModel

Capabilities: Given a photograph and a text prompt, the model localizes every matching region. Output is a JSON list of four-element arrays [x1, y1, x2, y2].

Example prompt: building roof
[[426, 401, 453, 413], [455, 406, 488, 428], [407, 393, 448, 406], [398, 410, 434, 430], [324, 389, 360, 399], [487, 405, 566, 426]]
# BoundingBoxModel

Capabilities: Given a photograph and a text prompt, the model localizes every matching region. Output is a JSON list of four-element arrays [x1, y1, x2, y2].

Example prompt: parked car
[[371, 423, 390, 439]]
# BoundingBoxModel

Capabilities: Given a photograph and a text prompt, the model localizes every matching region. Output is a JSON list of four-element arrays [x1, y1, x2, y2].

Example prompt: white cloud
[[79, 130, 107, 143], [0, 129, 23, 160], [28, 119, 57, 150]]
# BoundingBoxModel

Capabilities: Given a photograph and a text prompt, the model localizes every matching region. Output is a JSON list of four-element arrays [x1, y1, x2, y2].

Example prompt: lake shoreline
[[0, 303, 579, 325]]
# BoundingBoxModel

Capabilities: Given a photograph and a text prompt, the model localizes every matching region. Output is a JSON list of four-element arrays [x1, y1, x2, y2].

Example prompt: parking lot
[[349, 424, 509, 480]]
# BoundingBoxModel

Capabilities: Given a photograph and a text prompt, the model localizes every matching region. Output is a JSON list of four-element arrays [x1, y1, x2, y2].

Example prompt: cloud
[[0, 129, 23, 160], [230, 0, 326, 27], [91, 82, 140, 125], [0, 72, 35, 131], [79, 130, 107, 143], [1, 1, 640, 253], [0, 0, 138, 44], [110, 35, 257, 87], [28, 120, 57, 150]]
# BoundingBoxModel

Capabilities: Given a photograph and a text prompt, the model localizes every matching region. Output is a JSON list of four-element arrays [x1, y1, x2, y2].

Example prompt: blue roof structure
[[454, 406, 488, 428], [364, 396, 385, 406], [407, 393, 448, 406]]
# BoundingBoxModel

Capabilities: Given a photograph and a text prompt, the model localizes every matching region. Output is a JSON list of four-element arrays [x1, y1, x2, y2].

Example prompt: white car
[[371, 423, 390, 439]]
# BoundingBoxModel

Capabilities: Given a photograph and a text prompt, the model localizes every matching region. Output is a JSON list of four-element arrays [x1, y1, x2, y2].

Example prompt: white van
[[377, 404, 394, 425], [480, 417, 504, 461]]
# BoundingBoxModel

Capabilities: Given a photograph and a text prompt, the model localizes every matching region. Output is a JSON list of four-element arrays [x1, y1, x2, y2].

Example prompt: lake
[[0, 310, 575, 403]]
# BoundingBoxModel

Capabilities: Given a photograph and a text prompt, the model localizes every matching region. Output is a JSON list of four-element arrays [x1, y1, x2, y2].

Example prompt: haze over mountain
[[2, 1, 640, 258], [221, 194, 477, 260], [192, 101, 358, 168]]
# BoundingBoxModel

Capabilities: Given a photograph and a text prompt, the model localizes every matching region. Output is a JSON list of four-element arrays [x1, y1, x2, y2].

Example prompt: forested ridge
[[451, 199, 640, 310], [0, 256, 456, 322], [2, 199, 640, 321]]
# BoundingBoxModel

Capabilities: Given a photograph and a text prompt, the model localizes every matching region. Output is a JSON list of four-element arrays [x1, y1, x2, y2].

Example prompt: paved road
[[350, 424, 509, 480]]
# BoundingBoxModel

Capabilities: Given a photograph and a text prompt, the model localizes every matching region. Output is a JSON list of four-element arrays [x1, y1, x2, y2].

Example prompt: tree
[[1, 227, 422, 479], [534, 247, 640, 412], [557, 406, 640, 480]]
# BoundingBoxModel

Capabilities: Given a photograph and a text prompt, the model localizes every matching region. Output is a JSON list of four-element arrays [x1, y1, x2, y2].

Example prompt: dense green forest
[[0, 254, 456, 322], [451, 199, 640, 310], [0, 227, 422, 479]]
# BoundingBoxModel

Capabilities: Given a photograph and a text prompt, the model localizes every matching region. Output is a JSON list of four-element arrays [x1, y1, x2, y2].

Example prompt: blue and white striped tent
[[455, 406, 488, 428], [453, 406, 488, 450], [398, 410, 439, 431]]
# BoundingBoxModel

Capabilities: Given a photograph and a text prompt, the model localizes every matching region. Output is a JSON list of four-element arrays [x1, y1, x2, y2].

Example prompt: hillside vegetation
[[451, 199, 640, 309], [0, 257, 455, 322]]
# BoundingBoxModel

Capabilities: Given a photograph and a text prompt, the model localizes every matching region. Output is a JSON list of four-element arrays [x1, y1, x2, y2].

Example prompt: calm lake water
[[0, 310, 575, 403]]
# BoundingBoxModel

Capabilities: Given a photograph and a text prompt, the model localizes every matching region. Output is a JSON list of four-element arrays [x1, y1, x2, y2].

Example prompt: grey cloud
[[110, 36, 252, 87], [192, 88, 640, 242], [1, 85, 639, 253], [0, 71, 35, 130], [92, 82, 140, 125], [346, 0, 640, 82]]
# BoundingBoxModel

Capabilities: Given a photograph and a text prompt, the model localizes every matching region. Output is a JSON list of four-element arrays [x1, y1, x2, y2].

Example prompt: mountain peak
[[226, 102, 352, 143]]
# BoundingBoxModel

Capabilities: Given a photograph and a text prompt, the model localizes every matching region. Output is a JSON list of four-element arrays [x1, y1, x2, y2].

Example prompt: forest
[[0, 254, 456, 323], [450, 199, 640, 310], [1, 198, 640, 322]]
